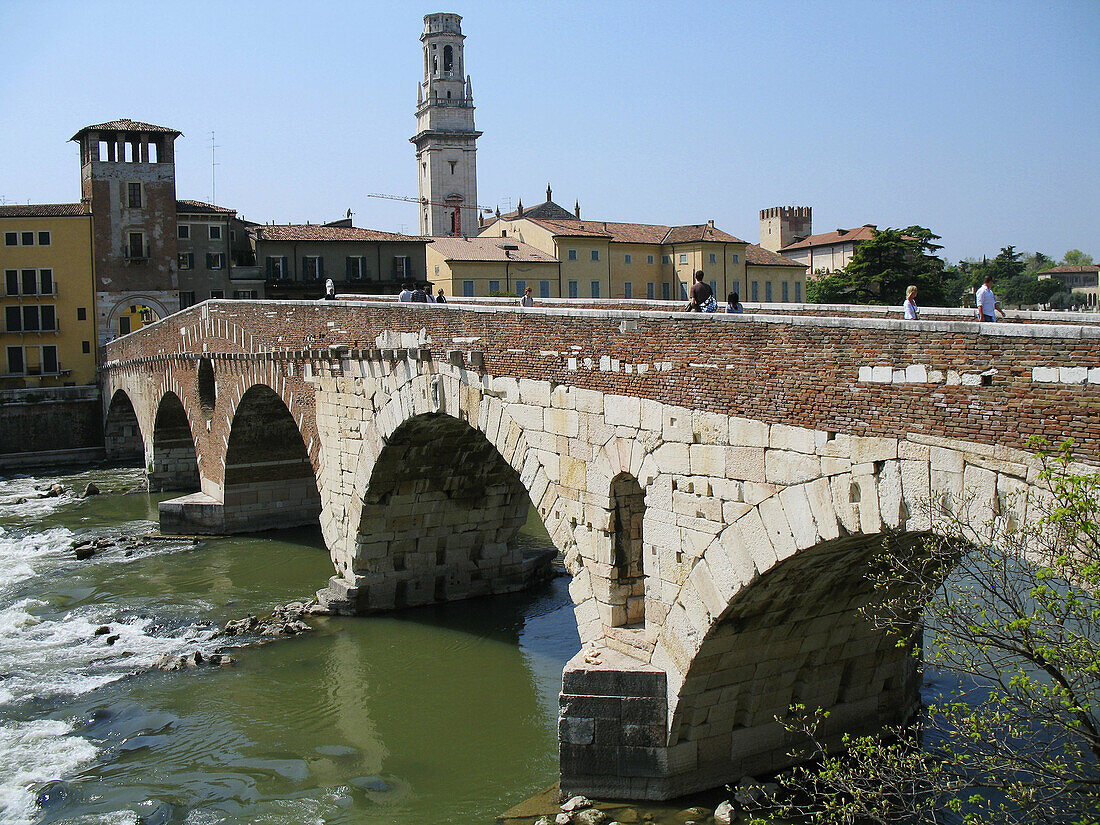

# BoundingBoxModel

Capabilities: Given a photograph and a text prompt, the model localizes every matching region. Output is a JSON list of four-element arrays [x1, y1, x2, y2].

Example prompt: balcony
[[123, 243, 150, 263]]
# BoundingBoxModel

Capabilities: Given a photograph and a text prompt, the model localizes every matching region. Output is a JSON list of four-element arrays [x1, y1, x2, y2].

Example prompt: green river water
[[0, 465, 585, 824]]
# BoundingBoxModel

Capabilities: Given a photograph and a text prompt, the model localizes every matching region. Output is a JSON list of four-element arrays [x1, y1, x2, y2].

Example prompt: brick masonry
[[101, 299, 1100, 800]]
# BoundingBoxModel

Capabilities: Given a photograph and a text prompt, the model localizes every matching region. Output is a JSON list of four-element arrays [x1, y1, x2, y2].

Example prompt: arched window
[[443, 44, 453, 73]]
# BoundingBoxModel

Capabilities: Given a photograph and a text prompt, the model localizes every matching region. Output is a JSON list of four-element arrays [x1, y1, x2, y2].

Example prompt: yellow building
[[1, 205, 98, 387], [744, 243, 810, 304], [480, 203, 762, 303], [425, 236, 559, 298]]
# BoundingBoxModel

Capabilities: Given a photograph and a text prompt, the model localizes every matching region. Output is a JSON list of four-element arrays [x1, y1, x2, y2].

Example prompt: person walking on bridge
[[975, 275, 1005, 322]]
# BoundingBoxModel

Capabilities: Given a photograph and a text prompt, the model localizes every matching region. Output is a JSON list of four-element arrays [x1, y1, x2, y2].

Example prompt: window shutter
[[206, 253, 213, 268], [346, 257, 354, 278], [281, 257, 288, 278], [319, 258, 325, 277]]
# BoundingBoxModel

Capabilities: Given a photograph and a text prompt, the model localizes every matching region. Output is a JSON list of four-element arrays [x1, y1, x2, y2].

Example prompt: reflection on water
[[0, 466, 580, 824]]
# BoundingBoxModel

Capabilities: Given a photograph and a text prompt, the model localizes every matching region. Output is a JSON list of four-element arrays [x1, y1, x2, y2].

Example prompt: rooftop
[[71, 119, 181, 140], [0, 203, 87, 218], [745, 244, 807, 268], [780, 225, 878, 251], [428, 236, 557, 263], [177, 199, 236, 215], [251, 224, 430, 243], [1040, 265, 1100, 274]]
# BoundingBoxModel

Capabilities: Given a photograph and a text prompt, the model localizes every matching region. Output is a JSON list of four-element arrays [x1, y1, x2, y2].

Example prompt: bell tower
[[412, 13, 481, 237]]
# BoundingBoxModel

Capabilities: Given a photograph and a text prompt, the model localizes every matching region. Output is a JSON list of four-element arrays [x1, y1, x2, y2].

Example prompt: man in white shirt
[[398, 283, 413, 302], [975, 275, 1005, 322]]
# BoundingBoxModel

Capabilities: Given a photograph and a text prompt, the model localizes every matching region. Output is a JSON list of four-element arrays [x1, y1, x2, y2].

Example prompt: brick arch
[[104, 388, 145, 464], [149, 390, 200, 492]]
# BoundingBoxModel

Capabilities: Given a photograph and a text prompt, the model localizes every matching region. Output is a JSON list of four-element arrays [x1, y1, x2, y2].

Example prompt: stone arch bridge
[[102, 298, 1100, 800]]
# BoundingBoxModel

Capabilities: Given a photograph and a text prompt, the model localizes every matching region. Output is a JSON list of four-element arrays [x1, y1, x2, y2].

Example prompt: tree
[[1063, 250, 1095, 268], [746, 439, 1100, 825], [1023, 252, 1058, 275], [805, 227, 949, 306], [999, 273, 1062, 308]]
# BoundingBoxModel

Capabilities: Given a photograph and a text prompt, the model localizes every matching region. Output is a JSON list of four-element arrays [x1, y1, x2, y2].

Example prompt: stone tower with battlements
[[759, 206, 811, 252], [412, 13, 481, 237]]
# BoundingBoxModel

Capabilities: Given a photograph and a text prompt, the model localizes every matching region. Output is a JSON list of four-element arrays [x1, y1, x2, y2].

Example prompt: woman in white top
[[903, 284, 919, 320]]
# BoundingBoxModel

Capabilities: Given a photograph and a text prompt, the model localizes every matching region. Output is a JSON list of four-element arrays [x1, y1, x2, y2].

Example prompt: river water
[[0, 465, 583, 825]]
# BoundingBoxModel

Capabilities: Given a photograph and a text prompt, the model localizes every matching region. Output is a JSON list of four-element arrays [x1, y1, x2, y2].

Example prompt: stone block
[[726, 447, 766, 482], [605, 395, 642, 428], [729, 416, 770, 447], [1060, 366, 1088, 384], [506, 402, 543, 433], [904, 364, 928, 383], [517, 377, 551, 405], [764, 449, 821, 485], [778, 484, 818, 549], [770, 423, 817, 454], [654, 442, 691, 475], [689, 444, 726, 476], [545, 407, 580, 437], [850, 435, 898, 464], [662, 408, 694, 443]]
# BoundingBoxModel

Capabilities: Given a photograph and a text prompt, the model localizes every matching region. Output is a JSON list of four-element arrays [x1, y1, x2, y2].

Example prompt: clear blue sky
[[1, 0, 1096, 263]]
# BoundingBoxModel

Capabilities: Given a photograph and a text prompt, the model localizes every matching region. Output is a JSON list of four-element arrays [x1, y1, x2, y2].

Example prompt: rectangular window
[[39, 269, 52, 295], [77, 307, 87, 321], [5, 306, 20, 332], [118, 316, 131, 336], [591, 280, 600, 298], [751, 281, 759, 301], [709, 253, 716, 263], [782, 281, 789, 302], [178, 225, 190, 239], [661, 255, 671, 264], [732, 254, 739, 264], [82, 341, 90, 354], [647, 282, 654, 299], [539, 280, 550, 298], [179, 291, 196, 309], [462, 280, 475, 297], [4, 270, 16, 295], [127, 182, 142, 208], [3, 232, 16, 246], [346, 256, 368, 279], [765, 282, 773, 302], [662, 282, 670, 300], [40, 305, 56, 331], [7, 346, 24, 375], [128, 232, 145, 259], [21, 231, 34, 246], [392, 256, 410, 279], [489, 280, 501, 293], [209, 225, 222, 240], [679, 253, 687, 265], [38, 231, 50, 246], [178, 253, 193, 270], [680, 282, 688, 301], [591, 250, 599, 261], [568, 249, 577, 261], [266, 256, 287, 279], [210, 290, 224, 299], [233, 290, 258, 299], [22, 306, 40, 332], [22, 269, 37, 295], [207, 253, 225, 270], [515, 280, 526, 295], [795, 281, 802, 302], [647, 254, 654, 265], [42, 346, 58, 374], [568, 280, 578, 299], [624, 282, 633, 299], [625, 254, 632, 264]]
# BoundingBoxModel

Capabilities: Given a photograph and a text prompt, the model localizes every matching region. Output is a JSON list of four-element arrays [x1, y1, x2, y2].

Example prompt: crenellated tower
[[759, 206, 812, 252], [412, 13, 481, 237]]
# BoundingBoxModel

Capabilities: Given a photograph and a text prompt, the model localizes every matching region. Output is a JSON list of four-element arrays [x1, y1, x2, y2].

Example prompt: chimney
[[574, 200, 581, 219], [707, 219, 714, 227], [517, 199, 524, 217], [546, 183, 552, 203]]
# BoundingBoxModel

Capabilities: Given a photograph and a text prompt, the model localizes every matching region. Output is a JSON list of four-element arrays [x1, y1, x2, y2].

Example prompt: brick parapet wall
[[104, 300, 1100, 462]]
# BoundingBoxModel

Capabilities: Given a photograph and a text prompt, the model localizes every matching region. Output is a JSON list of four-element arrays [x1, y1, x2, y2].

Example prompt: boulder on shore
[[82, 482, 101, 497]]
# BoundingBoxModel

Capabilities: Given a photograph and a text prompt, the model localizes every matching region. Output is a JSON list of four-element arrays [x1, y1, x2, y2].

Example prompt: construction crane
[[364, 192, 496, 213]]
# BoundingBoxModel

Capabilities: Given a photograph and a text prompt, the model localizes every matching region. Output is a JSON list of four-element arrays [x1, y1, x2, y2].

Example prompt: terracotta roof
[[429, 237, 558, 263], [176, 199, 235, 215], [1040, 265, 1099, 274], [524, 218, 746, 245], [0, 203, 87, 218], [251, 225, 429, 243], [780, 224, 878, 251], [663, 223, 746, 244], [70, 119, 181, 140], [745, 243, 807, 268]]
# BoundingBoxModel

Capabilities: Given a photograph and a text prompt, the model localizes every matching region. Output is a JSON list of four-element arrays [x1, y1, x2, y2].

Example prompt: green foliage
[[751, 440, 1100, 824], [805, 226, 949, 306], [1063, 250, 1095, 267], [999, 274, 1062, 308]]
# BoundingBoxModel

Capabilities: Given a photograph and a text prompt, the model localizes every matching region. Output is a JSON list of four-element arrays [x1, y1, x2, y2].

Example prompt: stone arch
[[348, 412, 535, 610], [149, 391, 200, 493], [103, 389, 144, 464], [222, 383, 321, 532]]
